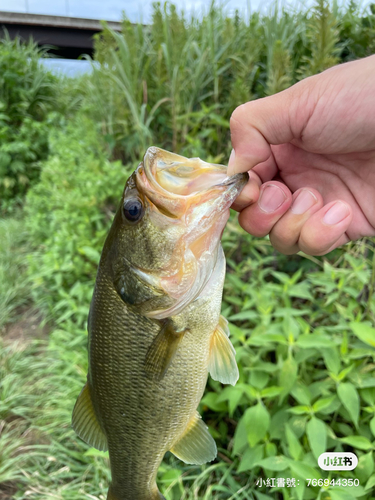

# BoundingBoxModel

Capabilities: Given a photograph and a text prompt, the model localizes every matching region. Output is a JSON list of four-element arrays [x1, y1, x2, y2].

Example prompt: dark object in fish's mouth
[[219, 172, 249, 188]]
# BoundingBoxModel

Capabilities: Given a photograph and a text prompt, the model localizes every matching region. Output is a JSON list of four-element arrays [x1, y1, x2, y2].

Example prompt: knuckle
[[299, 234, 326, 255], [270, 222, 295, 247], [269, 229, 296, 255], [230, 103, 253, 130], [239, 212, 268, 238]]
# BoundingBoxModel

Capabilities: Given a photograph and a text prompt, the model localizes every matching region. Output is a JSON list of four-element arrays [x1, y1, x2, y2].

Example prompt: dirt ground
[[2, 308, 49, 346]]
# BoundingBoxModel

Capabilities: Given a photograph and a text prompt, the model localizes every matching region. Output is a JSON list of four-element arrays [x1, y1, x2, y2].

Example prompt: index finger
[[228, 87, 296, 175]]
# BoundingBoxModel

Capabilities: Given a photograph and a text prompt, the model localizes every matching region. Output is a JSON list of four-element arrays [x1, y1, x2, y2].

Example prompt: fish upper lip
[[142, 147, 248, 198], [218, 172, 249, 189]]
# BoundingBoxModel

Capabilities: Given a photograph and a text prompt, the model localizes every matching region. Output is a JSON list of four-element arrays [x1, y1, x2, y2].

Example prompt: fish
[[72, 147, 248, 500]]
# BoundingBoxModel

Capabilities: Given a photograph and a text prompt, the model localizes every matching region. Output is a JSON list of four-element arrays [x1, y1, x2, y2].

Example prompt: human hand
[[228, 55, 375, 255]]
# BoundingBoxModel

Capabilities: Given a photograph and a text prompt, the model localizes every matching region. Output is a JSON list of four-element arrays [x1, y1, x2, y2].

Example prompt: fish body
[[72, 148, 248, 500]]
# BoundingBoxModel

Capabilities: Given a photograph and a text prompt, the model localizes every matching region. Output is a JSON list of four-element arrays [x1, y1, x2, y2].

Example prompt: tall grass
[[0, 219, 31, 329], [81, 0, 375, 162]]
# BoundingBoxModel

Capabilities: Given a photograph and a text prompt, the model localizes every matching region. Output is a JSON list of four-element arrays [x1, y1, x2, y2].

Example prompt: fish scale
[[72, 148, 248, 500], [90, 261, 216, 499]]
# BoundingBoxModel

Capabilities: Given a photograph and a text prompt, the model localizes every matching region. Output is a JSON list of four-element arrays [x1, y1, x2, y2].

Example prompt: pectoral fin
[[170, 411, 217, 464], [145, 320, 186, 381], [72, 382, 107, 451], [208, 315, 239, 386]]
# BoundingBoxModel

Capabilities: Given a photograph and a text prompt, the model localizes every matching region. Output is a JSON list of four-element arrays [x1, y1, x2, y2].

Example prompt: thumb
[[228, 87, 297, 175]]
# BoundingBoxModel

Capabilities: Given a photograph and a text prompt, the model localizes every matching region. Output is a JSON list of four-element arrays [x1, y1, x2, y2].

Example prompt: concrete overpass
[[0, 11, 122, 58]]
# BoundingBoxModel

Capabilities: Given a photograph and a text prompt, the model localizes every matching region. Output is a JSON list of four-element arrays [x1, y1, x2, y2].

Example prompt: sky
[[0, 0, 260, 23]]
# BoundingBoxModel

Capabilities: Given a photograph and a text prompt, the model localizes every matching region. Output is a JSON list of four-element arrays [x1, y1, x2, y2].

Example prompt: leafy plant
[[24, 115, 131, 324], [0, 34, 59, 211]]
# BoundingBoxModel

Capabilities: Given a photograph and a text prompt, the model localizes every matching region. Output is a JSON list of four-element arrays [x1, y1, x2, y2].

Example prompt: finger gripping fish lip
[[139, 146, 248, 201]]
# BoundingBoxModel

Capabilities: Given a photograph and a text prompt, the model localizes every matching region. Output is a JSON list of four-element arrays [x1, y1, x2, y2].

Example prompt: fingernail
[[258, 184, 286, 213], [323, 201, 350, 225], [291, 189, 317, 215], [229, 149, 235, 166], [227, 149, 235, 175]]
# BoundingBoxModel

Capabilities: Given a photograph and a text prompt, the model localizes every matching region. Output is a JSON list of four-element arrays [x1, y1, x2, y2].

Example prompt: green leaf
[[337, 383, 360, 427], [78, 245, 101, 264], [257, 455, 289, 471], [288, 405, 311, 415], [343, 485, 366, 497], [291, 382, 311, 405], [200, 392, 227, 412], [329, 488, 356, 500], [270, 409, 289, 440], [260, 386, 283, 398], [227, 388, 244, 416], [289, 461, 320, 480], [306, 417, 327, 459], [249, 333, 287, 345], [312, 395, 337, 413], [370, 416, 375, 438], [322, 348, 341, 374], [271, 271, 289, 284], [360, 388, 375, 406], [265, 441, 277, 457], [350, 322, 375, 348], [273, 308, 311, 317], [237, 444, 264, 473], [216, 386, 244, 416], [233, 417, 247, 455], [365, 474, 375, 490], [250, 370, 269, 390], [337, 364, 355, 381], [245, 402, 270, 447], [288, 283, 313, 300], [84, 448, 109, 458], [279, 355, 298, 398], [160, 468, 183, 485], [289, 416, 307, 439], [254, 493, 274, 500], [228, 310, 258, 321], [283, 314, 300, 340], [285, 423, 302, 461], [340, 436, 374, 450], [356, 451, 374, 483], [297, 334, 335, 348]]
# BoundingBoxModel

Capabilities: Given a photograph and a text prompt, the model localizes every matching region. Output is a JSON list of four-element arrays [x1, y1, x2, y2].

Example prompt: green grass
[[0, 218, 31, 329], [1, 218, 374, 499]]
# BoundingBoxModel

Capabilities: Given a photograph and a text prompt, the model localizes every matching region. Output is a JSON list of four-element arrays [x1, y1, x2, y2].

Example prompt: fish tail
[[107, 485, 166, 500]]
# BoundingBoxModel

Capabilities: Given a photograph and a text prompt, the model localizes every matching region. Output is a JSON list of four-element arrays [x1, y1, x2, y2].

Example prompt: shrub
[[0, 35, 58, 211], [25, 115, 132, 323]]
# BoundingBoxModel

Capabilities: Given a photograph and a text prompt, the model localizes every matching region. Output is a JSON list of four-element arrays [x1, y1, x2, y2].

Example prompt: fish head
[[107, 147, 248, 318]]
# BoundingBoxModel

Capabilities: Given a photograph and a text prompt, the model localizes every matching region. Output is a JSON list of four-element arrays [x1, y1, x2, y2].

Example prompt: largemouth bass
[[72, 147, 248, 500]]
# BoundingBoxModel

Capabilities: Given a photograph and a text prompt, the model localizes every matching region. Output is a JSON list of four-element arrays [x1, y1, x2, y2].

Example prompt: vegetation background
[[0, 1, 375, 499]]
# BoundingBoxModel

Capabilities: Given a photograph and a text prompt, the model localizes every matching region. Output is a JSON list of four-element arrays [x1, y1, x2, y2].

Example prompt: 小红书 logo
[[318, 452, 358, 470]]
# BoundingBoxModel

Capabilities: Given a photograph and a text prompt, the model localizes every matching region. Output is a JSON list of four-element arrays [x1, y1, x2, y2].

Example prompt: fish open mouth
[[134, 147, 248, 319], [151, 153, 228, 196], [137, 147, 247, 204]]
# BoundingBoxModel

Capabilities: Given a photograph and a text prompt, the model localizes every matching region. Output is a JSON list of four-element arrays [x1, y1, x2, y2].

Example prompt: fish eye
[[122, 198, 144, 223]]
